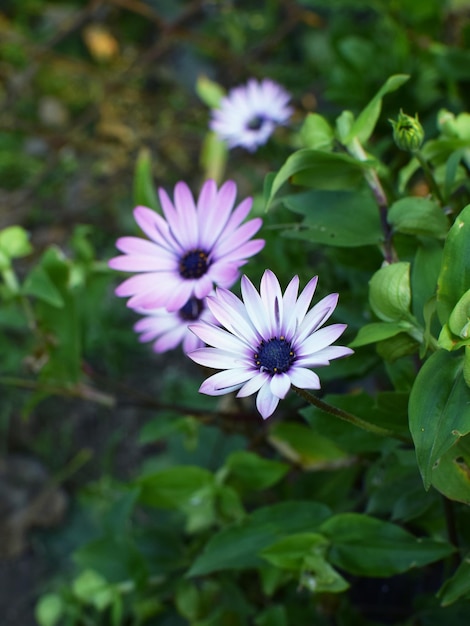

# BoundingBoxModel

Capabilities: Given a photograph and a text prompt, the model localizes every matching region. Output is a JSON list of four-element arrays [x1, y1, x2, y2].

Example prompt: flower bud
[[390, 110, 424, 152]]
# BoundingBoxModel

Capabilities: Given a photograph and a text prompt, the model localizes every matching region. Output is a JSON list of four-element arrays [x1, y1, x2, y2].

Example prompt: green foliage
[[3, 1, 470, 624]]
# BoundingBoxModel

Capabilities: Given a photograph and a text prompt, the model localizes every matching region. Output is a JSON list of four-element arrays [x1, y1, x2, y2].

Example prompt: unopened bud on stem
[[390, 110, 424, 152]]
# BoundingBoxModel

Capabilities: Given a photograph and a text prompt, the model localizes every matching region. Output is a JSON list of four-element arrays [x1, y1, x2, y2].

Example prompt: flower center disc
[[247, 115, 265, 131], [255, 337, 295, 375], [179, 250, 209, 279], [179, 297, 204, 321]]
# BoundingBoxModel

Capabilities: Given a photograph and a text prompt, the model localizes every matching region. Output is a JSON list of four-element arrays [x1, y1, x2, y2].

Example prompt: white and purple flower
[[109, 179, 264, 312], [189, 270, 353, 420], [132, 296, 217, 354], [210, 78, 293, 152]]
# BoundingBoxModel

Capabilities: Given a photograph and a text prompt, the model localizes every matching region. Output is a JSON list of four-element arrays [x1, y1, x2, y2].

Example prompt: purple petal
[[172, 182, 198, 249], [152, 326, 187, 353], [205, 291, 259, 346], [188, 347, 252, 369], [115, 273, 162, 297], [189, 321, 250, 353], [109, 254, 176, 272]]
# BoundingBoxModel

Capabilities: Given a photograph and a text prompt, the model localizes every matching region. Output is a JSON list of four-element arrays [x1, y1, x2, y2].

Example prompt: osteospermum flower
[[188, 270, 353, 420], [132, 296, 217, 354], [210, 78, 293, 152], [109, 180, 264, 312]]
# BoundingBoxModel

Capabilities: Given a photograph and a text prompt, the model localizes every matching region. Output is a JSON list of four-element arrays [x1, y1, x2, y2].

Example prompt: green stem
[[292, 385, 409, 442], [414, 150, 445, 206], [347, 137, 396, 264]]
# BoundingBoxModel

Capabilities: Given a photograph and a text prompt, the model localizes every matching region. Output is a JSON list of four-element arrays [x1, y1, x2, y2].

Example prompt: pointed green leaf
[[388, 197, 449, 238], [321, 513, 453, 577], [300, 113, 334, 150], [344, 74, 410, 144], [409, 349, 470, 488], [137, 466, 213, 510], [188, 501, 331, 576], [224, 451, 288, 492], [350, 321, 410, 347], [283, 188, 382, 247], [437, 204, 470, 325], [438, 553, 470, 606], [133, 148, 159, 211], [431, 434, 470, 504], [22, 264, 64, 307], [267, 149, 369, 205], [196, 75, 225, 108]]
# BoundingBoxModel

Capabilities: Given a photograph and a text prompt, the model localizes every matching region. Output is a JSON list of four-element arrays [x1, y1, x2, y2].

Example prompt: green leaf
[[261, 533, 349, 594], [133, 148, 160, 211], [376, 332, 419, 362], [224, 450, 289, 492], [196, 74, 225, 108], [431, 434, 470, 504], [261, 532, 328, 571], [335, 110, 355, 144], [138, 466, 214, 509], [369, 262, 412, 322], [388, 197, 449, 238], [438, 553, 470, 606], [255, 605, 288, 626], [299, 113, 334, 150], [411, 238, 443, 325], [343, 74, 410, 144], [200, 131, 228, 184], [34, 247, 81, 384], [22, 264, 64, 307], [350, 321, 410, 347], [175, 580, 200, 621], [268, 422, 350, 470], [72, 570, 113, 611], [188, 501, 331, 576], [35, 594, 64, 626], [448, 289, 470, 339], [267, 149, 369, 205], [0, 225, 33, 259], [437, 204, 470, 325], [409, 349, 470, 488], [283, 188, 382, 247], [321, 513, 454, 577]]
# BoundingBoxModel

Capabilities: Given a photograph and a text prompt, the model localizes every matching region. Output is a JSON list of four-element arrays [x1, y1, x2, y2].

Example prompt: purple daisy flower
[[132, 296, 218, 354], [109, 180, 264, 312], [188, 270, 353, 420], [210, 78, 293, 152]]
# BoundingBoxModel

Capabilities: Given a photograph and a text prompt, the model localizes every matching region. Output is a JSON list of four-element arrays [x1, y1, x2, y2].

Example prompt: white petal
[[255, 382, 280, 419], [237, 371, 270, 398], [269, 372, 291, 399], [289, 367, 321, 390], [199, 369, 253, 396], [297, 324, 348, 356]]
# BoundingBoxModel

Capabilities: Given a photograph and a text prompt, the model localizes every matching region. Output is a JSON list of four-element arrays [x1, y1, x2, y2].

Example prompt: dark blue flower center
[[179, 249, 209, 279], [247, 115, 266, 131], [254, 336, 295, 375], [178, 297, 204, 321]]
